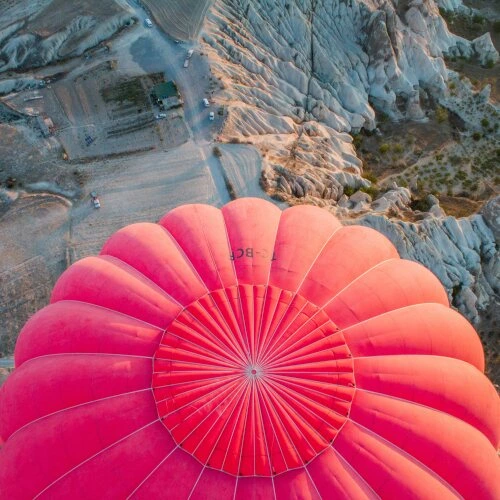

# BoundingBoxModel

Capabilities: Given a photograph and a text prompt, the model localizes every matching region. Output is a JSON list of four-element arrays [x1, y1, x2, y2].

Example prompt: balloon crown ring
[[152, 285, 354, 477]]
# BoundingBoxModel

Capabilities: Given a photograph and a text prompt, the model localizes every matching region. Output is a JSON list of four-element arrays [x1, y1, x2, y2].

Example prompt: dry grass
[[438, 195, 484, 217]]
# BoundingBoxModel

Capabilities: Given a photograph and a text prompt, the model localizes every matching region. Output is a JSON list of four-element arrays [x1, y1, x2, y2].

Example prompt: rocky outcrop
[[371, 186, 413, 214], [0, 13, 135, 74], [203, 0, 498, 203], [355, 196, 499, 380], [471, 33, 499, 66], [356, 196, 499, 326]]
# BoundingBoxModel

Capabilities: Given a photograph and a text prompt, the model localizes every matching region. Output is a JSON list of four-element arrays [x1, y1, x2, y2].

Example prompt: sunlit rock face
[[203, 0, 497, 201], [358, 196, 499, 332]]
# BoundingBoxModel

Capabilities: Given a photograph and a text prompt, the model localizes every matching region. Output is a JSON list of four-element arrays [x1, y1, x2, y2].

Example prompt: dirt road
[[121, 2, 231, 204]]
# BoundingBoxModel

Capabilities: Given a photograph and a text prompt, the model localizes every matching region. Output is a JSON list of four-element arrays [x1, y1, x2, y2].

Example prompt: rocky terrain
[[0, 0, 135, 73], [359, 197, 499, 380], [199, 0, 499, 378], [204, 0, 498, 201]]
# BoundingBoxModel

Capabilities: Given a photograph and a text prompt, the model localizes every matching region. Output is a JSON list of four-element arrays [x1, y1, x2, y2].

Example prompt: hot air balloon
[[0, 198, 499, 499]]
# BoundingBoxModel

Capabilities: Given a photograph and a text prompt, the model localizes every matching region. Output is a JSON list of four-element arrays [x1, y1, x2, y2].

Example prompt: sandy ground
[[217, 143, 286, 207], [0, 139, 228, 359], [138, 0, 213, 41], [0, 194, 71, 357], [68, 143, 220, 261]]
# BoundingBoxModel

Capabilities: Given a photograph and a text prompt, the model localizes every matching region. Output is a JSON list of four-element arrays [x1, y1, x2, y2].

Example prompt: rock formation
[[203, 0, 498, 202], [357, 196, 499, 380], [0, 8, 135, 74]]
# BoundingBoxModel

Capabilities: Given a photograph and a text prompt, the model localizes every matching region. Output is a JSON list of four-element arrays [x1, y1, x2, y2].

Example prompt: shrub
[[472, 132, 482, 141], [435, 106, 448, 123], [352, 134, 363, 149], [378, 112, 389, 123], [485, 59, 495, 69], [360, 185, 379, 198], [379, 143, 390, 154], [363, 170, 378, 184], [213, 146, 222, 157], [481, 118, 490, 128], [393, 143, 403, 154], [343, 186, 356, 197]]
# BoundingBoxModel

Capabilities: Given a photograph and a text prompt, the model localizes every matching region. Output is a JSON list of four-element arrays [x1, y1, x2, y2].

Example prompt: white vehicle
[[156, 113, 167, 119], [93, 198, 101, 209], [145, 18, 153, 28], [202, 98, 210, 108], [186, 49, 194, 58], [209, 111, 215, 121], [183, 59, 190, 68]]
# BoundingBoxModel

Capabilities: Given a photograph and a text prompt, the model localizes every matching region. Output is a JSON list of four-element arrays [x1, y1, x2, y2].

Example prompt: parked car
[[145, 18, 153, 28], [202, 98, 210, 108], [186, 49, 194, 58], [209, 111, 215, 121], [183, 59, 190, 68], [90, 191, 101, 209], [156, 113, 167, 119]]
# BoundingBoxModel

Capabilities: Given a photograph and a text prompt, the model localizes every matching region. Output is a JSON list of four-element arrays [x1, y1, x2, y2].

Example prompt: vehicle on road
[[203, 98, 210, 108], [183, 59, 190, 68], [90, 191, 101, 209], [209, 111, 215, 121], [145, 18, 153, 28], [156, 113, 167, 119], [187, 49, 194, 58]]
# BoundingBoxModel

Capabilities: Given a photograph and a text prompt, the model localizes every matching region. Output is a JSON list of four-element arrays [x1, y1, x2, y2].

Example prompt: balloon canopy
[[1, 198, 499, 499]]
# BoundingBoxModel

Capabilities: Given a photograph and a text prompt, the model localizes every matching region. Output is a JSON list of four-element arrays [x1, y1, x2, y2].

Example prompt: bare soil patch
[[354, 117, 455, 181], [0, 194, 70, 357], [139, 0, 212, 40], [437, 195, 484, 217]]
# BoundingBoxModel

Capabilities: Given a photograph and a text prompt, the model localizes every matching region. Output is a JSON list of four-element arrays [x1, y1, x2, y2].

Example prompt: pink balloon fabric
[[1, 198, 499, 499]]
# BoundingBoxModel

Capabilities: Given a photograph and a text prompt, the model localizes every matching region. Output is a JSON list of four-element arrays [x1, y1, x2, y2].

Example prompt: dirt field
[[217, 143, 286, 207], [68, 142, 220, 260], [139, 0, 213, 40], [0, 122, 83, 200], [0, 194, 70, 357], [0, 140, 222, 358], [6, 63, 190, 161], [356, 117, 456, 180]]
